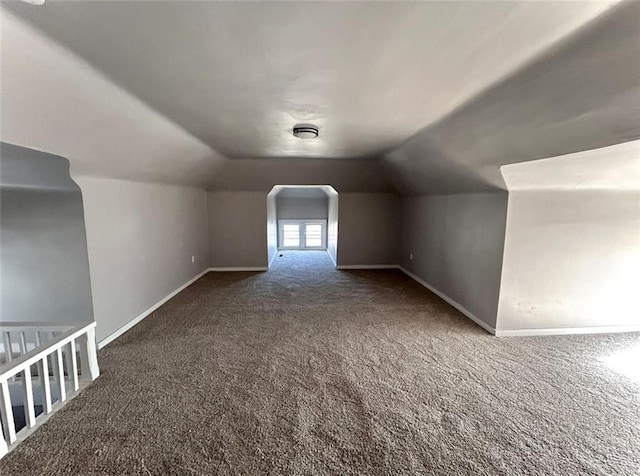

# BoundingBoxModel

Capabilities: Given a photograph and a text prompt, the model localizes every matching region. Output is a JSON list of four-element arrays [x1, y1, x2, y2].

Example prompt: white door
[[282, 223, 301, 248], [304, 223, 323, 247], [278, 220, 326, 249]]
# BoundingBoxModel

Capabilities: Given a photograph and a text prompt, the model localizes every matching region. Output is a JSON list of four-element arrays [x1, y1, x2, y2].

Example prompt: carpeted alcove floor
[[1, 251, 639, 475]]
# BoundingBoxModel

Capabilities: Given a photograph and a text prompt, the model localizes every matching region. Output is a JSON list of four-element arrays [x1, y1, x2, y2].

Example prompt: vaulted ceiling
[[1, 1, 638, 194]]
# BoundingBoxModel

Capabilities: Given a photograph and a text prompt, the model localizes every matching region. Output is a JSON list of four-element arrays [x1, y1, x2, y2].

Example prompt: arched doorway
[[266, 185, 338, 270]]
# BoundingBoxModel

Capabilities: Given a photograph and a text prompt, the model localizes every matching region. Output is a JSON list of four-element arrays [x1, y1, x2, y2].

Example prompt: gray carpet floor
[[1, 250, 639, 475]]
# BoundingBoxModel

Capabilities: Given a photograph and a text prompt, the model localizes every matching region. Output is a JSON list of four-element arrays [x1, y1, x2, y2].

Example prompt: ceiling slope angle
[[0, 8, 228, 187], [385, 0, 640, 195], [3, 1, 618, 164]]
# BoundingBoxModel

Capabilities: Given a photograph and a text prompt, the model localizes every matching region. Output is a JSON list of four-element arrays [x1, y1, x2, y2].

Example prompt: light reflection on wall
[[591, 254, 640, 323]]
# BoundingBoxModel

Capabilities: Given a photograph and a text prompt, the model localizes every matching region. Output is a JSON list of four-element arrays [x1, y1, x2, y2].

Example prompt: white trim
[[337, 264, 400, 270], [208, 267, 268, 272], [278, 247, 328, 251], [278, 248, 327, 251], [495, 326, 640, 337], [398, 267, 640, 337], [268, 252, 277, 269], [98, 268, 209, 349], [326, 250, 337, 267], [399, 266, 496, 335]]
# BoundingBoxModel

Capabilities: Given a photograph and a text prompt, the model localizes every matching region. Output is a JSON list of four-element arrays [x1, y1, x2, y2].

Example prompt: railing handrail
[[0, 322, 96, 380], [0, 321, 77, 331], [0, 320, 100, 459]]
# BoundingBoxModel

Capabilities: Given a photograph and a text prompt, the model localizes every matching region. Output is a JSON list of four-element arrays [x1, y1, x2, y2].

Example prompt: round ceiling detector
[[293, 125, 319, 139]]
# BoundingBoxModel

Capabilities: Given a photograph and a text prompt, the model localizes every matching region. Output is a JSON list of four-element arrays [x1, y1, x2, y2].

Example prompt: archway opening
[[266, 185, 338, 270]]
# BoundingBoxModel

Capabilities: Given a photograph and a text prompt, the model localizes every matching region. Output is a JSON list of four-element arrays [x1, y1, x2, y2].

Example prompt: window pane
[[305, 224, 322, 247], [283, 224, 300, 247]]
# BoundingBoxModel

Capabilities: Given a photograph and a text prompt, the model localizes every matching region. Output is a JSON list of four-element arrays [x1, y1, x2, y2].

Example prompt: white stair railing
[[0, 321, 99, 459]]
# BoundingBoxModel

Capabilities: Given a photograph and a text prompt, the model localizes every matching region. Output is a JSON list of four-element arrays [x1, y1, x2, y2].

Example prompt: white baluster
[[21, 366, 36, 429], [3, 332, 12, 364], [19, 332, 27, 357], [34, 333, 53, 414], [0, 380, 16, 444], [0, 323, 100, 459], [70, 340, 79, 392], [39, 355, 53, 415], [54, 348, 66, 403], [63, 344, 73, 390], [79, 327, 100, 381], [3, 333, 14, 383]]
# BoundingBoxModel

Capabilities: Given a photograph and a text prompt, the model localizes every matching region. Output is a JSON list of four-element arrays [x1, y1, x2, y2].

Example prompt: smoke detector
[[293, 125, 319, 139]]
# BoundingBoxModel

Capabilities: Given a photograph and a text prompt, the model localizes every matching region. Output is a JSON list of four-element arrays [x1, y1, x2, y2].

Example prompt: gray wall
[[208, 191, 268, 268], [207, 191, 399, 268], [400, 193, 508, 328], [208, 158, 394, 193], [0, 143, 93, 324], [276, 196, 328, 220], [337, 193, 400, 266], [498, 190, 640, 331], [77, 177, 209, 342]]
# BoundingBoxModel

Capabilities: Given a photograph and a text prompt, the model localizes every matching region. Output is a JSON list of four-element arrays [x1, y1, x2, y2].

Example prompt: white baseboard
[[399, 266, 496, 335], [337, 264, 400, 270], [495, 326, 640, 337], [98, 268, 209, 349], [399, 267, 638, 337], [208, 267, 268, 272], [327, 251, 337, 267]]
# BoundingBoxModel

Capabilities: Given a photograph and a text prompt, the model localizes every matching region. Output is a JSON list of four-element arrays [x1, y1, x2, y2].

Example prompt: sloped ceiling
[[1, 1, 638, 194], [386, 0, 640, 194], [277, 188, 329, 200], [0, 9, 224, 187]]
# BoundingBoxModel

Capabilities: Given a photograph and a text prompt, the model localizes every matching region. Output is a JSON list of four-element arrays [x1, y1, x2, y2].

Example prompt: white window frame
[[278, 219, 327, 250]]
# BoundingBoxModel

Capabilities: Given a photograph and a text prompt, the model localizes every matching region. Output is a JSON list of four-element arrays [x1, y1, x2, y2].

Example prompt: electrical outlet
[[409, 253, 413, 261], [191, 255, 195, 263]]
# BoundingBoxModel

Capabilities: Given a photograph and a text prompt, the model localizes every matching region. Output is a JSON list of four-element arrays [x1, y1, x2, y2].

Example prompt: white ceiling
[[3, 1, 615, 158], [1, 1, 637, 194]]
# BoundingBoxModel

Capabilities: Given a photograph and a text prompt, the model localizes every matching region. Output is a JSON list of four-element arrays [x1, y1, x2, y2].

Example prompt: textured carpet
[[2, 251, 639, 475]]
